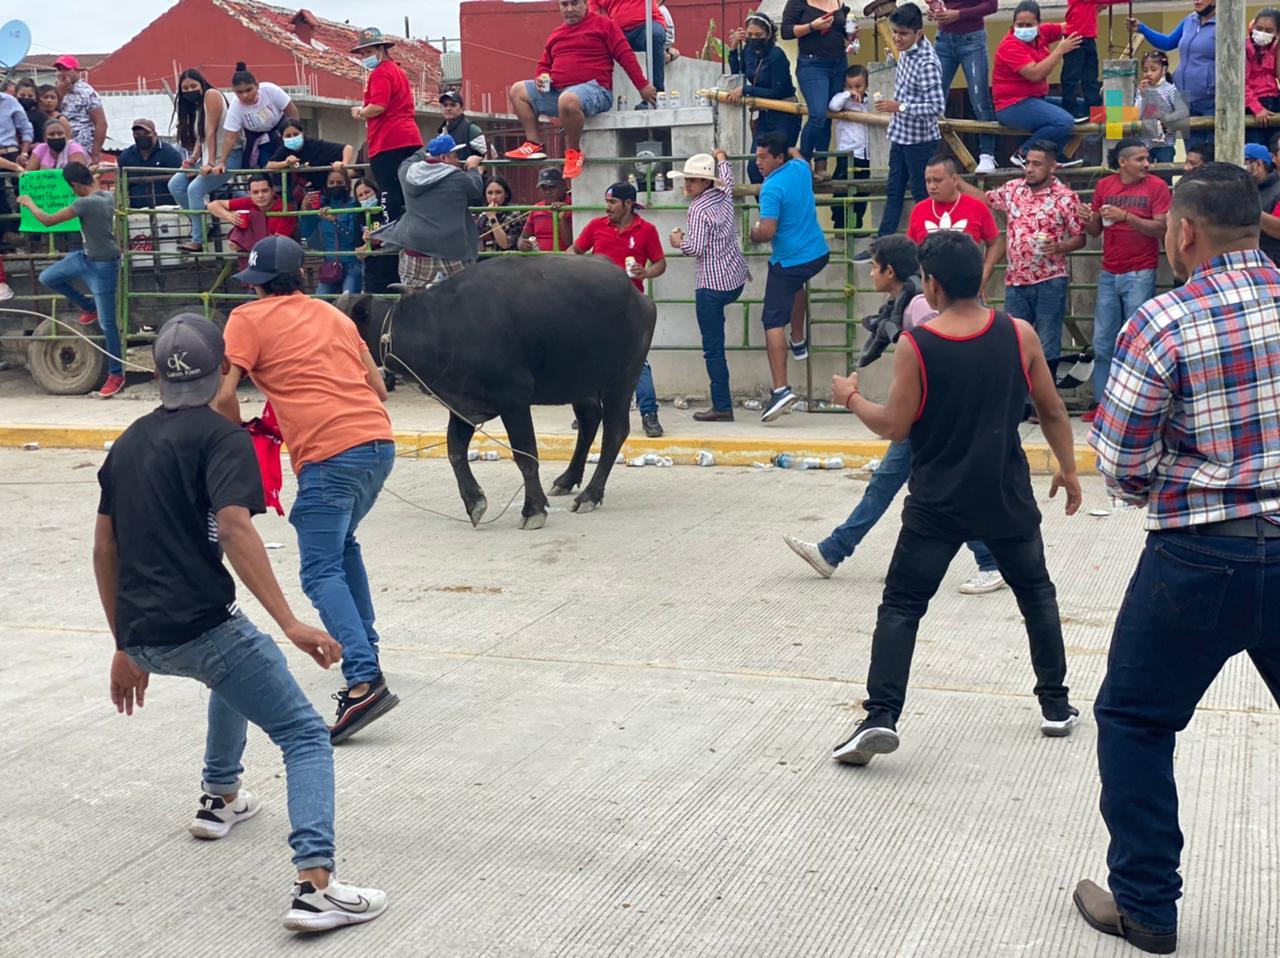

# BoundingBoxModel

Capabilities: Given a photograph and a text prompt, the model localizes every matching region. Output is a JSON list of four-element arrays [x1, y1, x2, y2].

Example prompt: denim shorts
[[761, 254, 829, 329], [524, 79, 613, 118]]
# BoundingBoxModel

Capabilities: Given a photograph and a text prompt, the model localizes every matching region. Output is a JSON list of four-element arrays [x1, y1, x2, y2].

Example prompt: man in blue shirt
[[117, 118, 185, 209], [749, 131, 830, 422]]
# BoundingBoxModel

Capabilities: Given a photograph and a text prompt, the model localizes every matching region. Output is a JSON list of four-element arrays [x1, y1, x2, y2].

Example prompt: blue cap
[[1245, 143, 1273, 166], [426, 134, 462, 157], [233, 235, 305, 287]]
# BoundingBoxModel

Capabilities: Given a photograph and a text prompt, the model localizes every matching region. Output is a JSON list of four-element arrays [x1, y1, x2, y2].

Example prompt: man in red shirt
[[505, 0, 658, 179], [519, 167, 574, 252], [350, 27, 424, 294], [1081, 138, 1171, 421], [571, 181, 667, 437], [907, 154, 1001, 293], [207, 173, 299, 254]]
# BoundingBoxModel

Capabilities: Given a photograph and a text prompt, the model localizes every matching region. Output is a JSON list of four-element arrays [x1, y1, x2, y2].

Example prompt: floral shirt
[[60, 79, 102, 154], [987, 177, 1085, 287]]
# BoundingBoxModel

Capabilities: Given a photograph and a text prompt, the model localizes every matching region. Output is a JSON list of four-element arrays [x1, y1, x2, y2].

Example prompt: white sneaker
[[975, 153, 996, 174], [189, 789, 261, 839], [958, 570, 1007, 595], [284, 876, 389, 932], [783, 534, 835, 578], [0, 282, 13, 302], [1008, 154, 1026, 170], [1041, 705, 1081, 738], [1058, 157, 1085, 168]]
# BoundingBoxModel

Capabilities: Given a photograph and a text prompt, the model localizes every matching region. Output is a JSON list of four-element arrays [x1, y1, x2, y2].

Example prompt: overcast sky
[[18, 0, 461, 56]]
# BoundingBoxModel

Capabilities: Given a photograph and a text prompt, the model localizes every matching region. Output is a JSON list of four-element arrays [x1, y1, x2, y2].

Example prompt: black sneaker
[[761, 386, 798, 422], [642, 413, 663, 437], [1040, 704, 1081, 738], [853, 250, 872, 263], [329, 674, 400, 744], [832, 714, 899, 766]]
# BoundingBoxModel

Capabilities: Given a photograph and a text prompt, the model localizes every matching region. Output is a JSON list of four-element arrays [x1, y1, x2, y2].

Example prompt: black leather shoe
[[1073, 880, 1177, 954], [692, 408, 734, 422], [641, 413, 663, 437]]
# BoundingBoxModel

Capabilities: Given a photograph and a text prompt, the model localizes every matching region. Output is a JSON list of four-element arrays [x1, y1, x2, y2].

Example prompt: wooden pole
[[1217, 2, 1246, 166]]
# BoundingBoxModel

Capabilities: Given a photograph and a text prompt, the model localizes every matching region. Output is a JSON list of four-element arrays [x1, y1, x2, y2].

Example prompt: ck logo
[[167, 351, 194, 374], [248, 249, 259, 266]]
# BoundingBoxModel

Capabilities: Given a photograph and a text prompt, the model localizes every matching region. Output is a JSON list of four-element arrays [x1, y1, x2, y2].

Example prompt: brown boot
[[1072, 880, 1177, 954], [692, 408, 734, 422]]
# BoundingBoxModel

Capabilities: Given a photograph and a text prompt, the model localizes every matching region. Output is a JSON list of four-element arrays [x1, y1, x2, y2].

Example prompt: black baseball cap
[[439, 90, 463, 106], [154, 314, 225, 410], [537, 167, 565, 187], [233, 235, 305, 287], [605, 181, 644, 210]]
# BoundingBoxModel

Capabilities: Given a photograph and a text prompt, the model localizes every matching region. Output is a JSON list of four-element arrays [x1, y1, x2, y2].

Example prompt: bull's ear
[[334, 292, 372, 328]]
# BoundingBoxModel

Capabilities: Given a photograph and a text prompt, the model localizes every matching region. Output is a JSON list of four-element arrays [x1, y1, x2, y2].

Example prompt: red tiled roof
[[18, 54, 109, 70], [211, 0, 442, 97]]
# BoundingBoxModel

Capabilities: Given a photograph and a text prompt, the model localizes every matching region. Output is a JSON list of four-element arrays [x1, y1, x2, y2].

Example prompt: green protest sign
[[18, 169, 81, 234]]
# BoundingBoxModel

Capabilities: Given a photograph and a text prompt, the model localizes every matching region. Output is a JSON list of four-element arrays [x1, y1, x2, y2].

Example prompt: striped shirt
[[679, 159, 749, 291], [1088, 250, 1280, 529]]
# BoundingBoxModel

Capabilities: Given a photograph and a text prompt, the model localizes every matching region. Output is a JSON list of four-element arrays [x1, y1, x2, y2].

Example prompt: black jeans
[[1096, 528, 1280, 934], [831, 154, 870, 233], [877, 140, 937, 237], [1059, 38, 1100, 119], [366, 145, 420, 294], [863, 507, 1070, 722]]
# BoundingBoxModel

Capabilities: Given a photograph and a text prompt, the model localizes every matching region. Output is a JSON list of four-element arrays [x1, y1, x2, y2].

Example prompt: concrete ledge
[[0, 424, 1098, 475]]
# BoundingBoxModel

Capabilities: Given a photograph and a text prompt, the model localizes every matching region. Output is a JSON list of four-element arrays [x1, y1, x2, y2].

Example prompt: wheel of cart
[[26, 318, 107, 394]]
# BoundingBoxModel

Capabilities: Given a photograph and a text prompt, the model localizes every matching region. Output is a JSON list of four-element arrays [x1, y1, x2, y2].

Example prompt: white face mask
[[1253, 29, 1276, 47], [1013, 25, 1039, 43]]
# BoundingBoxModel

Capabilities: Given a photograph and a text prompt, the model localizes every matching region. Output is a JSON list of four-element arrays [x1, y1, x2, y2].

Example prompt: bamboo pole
[[1217, 2, 1246, 166]]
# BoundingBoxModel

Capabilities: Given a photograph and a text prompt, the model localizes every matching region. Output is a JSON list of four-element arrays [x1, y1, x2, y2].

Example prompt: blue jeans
[[1093, 268, 1156, 403], [695, 285, 743, 412], [316, 259, 364, 296], [1148, 145, 1175, 164], [796, 55, 847, 161], [168, 147, 243, 244], [877, 139, 938, 236], [1187, 98, 1214, 149], [635, 360, 657, 416], [819, 439, 994, 571], [995, 96, 1075, 155], [524, 79, 613, 118], [749, 111, 802, 183], [1004, 276, 1069, 364], [289, 440, 395, 688], [125, 613, 335, 870], [625, 21, 668, 91], [38, 251, 122, 376], [934, 29, 996, 157], [1095, 529, 1280, 934]]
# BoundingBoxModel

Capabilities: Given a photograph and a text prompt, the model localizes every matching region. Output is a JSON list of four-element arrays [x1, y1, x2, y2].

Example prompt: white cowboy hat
[[668, 153, 724, 188]]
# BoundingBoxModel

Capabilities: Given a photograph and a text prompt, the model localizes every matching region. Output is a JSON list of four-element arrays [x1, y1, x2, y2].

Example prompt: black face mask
[[749, 38, 769, 52], [1199, 3, 1214, 18], [18, 97, 35, 109], [46, 138, 66, 152], [134, 135, 154, 150], [326, 187, 349, 204], [181, 90, 203, 105]]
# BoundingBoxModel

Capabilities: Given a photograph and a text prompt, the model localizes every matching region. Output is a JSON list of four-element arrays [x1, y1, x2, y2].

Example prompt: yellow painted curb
[[0, 424, 1097, 475]]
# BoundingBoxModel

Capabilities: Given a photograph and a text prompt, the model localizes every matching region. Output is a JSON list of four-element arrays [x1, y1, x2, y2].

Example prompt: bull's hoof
[[572, 498, 598, 514], [549, 480, 578, 497], [468, 497, 488, 527], [520, 512, 547, 531]]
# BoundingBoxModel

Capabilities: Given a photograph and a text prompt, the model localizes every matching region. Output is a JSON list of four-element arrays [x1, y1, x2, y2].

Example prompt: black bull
[[337, 256, 657, 529]]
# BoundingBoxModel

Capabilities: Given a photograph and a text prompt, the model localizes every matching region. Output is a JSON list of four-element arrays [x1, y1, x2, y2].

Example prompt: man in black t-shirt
[[95, 314, 388, 933], [266, 118, 355, 192]]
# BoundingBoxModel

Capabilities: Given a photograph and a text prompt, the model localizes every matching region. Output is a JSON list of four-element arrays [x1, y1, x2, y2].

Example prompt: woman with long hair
[[168, 67, 240, 251], [475, 175, 525, 253]]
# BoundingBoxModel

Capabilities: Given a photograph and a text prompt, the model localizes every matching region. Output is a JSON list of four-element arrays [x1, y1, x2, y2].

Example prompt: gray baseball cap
[[153, 314, 225, 410], [233, 235, 305, 287]]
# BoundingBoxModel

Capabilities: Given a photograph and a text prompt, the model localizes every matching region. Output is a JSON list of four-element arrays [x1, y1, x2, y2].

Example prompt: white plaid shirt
[[679, 160, 749, 291], [888, 37, 944, 146]]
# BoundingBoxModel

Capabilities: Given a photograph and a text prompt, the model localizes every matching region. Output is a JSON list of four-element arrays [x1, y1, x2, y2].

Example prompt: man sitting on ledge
[[505, 0, 657, 180]]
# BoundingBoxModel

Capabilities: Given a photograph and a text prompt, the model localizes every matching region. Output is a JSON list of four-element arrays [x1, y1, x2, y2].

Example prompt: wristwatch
[[898, 102, 907, 113]]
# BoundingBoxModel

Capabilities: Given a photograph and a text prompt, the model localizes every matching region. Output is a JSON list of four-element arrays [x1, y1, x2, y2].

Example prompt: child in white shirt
[[829, 65, 871, 232]]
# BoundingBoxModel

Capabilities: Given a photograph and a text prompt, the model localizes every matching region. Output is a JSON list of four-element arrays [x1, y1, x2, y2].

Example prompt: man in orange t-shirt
[[213, 236, 399, 745]]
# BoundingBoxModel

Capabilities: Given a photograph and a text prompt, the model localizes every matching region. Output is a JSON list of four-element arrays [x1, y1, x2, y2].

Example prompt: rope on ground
[[0, 307, 153, 373]]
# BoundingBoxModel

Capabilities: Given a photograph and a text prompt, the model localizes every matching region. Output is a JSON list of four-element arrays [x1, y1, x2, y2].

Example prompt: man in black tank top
[[828, 231, 1084, 767]]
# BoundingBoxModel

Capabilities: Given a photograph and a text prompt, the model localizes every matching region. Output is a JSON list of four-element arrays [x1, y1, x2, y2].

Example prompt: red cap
[[54, 55, 81, 70]]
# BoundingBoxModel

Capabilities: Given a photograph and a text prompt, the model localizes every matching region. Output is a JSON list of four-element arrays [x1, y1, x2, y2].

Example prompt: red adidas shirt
[[363, 58, 423, 157], [907, 194, 998, 247], [573, 214, 664, 290]]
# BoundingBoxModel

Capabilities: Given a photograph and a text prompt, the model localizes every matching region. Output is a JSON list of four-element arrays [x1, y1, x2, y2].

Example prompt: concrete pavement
[[2, 448, 1276, 956]]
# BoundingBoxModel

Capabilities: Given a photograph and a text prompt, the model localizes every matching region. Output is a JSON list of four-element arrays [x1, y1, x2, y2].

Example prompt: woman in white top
[[168, 67, 241, 251], [210, 63, 299, 174]]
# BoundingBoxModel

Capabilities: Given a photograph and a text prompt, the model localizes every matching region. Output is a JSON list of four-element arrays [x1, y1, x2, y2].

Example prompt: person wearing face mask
[[15, 79, 47, 143], [26, 118, 89, 170], [726, 12, 801, 185], [1245, 9, 1280, 147], [116, 118, 184, 210], [169, 68, 237, 252], [266, 119, 354, 194], [300, 167, 364, 295], [1129, 1, 1216, 150], [993, 0, 1084, 168]]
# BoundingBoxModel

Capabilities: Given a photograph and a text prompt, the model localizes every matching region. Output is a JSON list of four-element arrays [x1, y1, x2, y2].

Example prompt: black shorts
[[761, 254, 829, 329]]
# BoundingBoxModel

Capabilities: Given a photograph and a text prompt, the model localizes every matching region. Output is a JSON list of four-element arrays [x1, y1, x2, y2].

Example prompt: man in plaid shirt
[[871, 4, 945, 242], [1076, 163, 1280, 955]]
